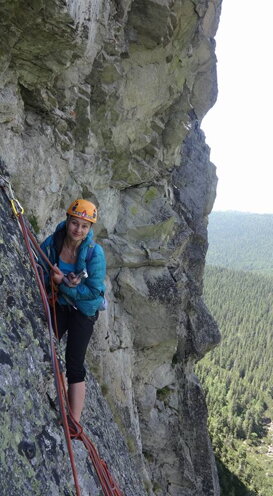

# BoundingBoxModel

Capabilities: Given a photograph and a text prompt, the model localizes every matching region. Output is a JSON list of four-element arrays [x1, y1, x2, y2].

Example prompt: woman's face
[[66, 216, 91, 243]]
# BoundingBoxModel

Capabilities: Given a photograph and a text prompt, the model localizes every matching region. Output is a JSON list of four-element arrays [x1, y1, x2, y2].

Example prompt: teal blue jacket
[[40, 221, 106, 316]]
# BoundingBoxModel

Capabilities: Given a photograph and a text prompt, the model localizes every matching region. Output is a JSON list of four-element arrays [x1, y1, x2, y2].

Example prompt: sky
[[202, 0, 273, 214]]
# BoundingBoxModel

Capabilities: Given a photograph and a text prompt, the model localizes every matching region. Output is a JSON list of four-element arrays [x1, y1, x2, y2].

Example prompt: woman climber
[[40, 199, 106, 424]]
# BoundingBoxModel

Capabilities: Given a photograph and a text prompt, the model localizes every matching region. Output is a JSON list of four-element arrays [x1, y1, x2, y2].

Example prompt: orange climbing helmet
[[67, 199, 97, 223]]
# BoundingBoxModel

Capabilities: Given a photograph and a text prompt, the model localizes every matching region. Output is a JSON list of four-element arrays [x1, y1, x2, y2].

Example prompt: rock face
[[0, 1, 221, 495], [0, 184, 146, 496]]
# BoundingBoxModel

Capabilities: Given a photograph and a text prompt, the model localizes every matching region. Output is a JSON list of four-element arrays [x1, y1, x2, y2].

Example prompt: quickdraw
[[1, 177, 124, 496], [0, 175, 24, 216]]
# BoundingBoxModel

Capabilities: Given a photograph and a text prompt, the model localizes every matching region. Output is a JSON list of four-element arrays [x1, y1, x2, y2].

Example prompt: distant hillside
[[206, 211, 273, 274]]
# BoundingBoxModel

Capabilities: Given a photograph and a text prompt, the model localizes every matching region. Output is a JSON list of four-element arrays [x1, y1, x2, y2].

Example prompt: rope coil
[[1, 177, 124, 496]]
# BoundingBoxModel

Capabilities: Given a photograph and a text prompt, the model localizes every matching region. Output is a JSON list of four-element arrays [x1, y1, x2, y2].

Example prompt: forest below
[[196, 211, 273, 495]]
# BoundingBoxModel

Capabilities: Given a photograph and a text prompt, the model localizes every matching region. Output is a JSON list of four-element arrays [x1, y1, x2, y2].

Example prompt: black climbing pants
[[52, 303, 98, 384]]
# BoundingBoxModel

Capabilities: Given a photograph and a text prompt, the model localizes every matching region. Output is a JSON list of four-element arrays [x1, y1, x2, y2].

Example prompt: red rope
[[17, 213, 82, 495], [15, 212, 124, 496]]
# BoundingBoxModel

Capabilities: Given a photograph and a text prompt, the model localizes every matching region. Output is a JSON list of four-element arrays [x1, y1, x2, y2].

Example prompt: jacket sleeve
[[59, 244, 106, 301]]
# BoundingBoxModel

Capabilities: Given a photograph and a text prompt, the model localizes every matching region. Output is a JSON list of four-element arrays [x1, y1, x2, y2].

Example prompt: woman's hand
[[66, 272, 81, 287], [51, 265, 64, 285]]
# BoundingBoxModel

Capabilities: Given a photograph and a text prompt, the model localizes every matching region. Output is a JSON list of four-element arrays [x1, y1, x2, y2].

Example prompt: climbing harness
[[0, 177, 124, 496]]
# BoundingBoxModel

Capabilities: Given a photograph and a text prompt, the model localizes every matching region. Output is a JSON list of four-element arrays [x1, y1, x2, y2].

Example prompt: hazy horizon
[[211, 209, 273, 216]]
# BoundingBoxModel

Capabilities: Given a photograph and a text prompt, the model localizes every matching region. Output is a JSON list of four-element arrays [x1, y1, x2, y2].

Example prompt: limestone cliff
[[0, 1, 221, 495]]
